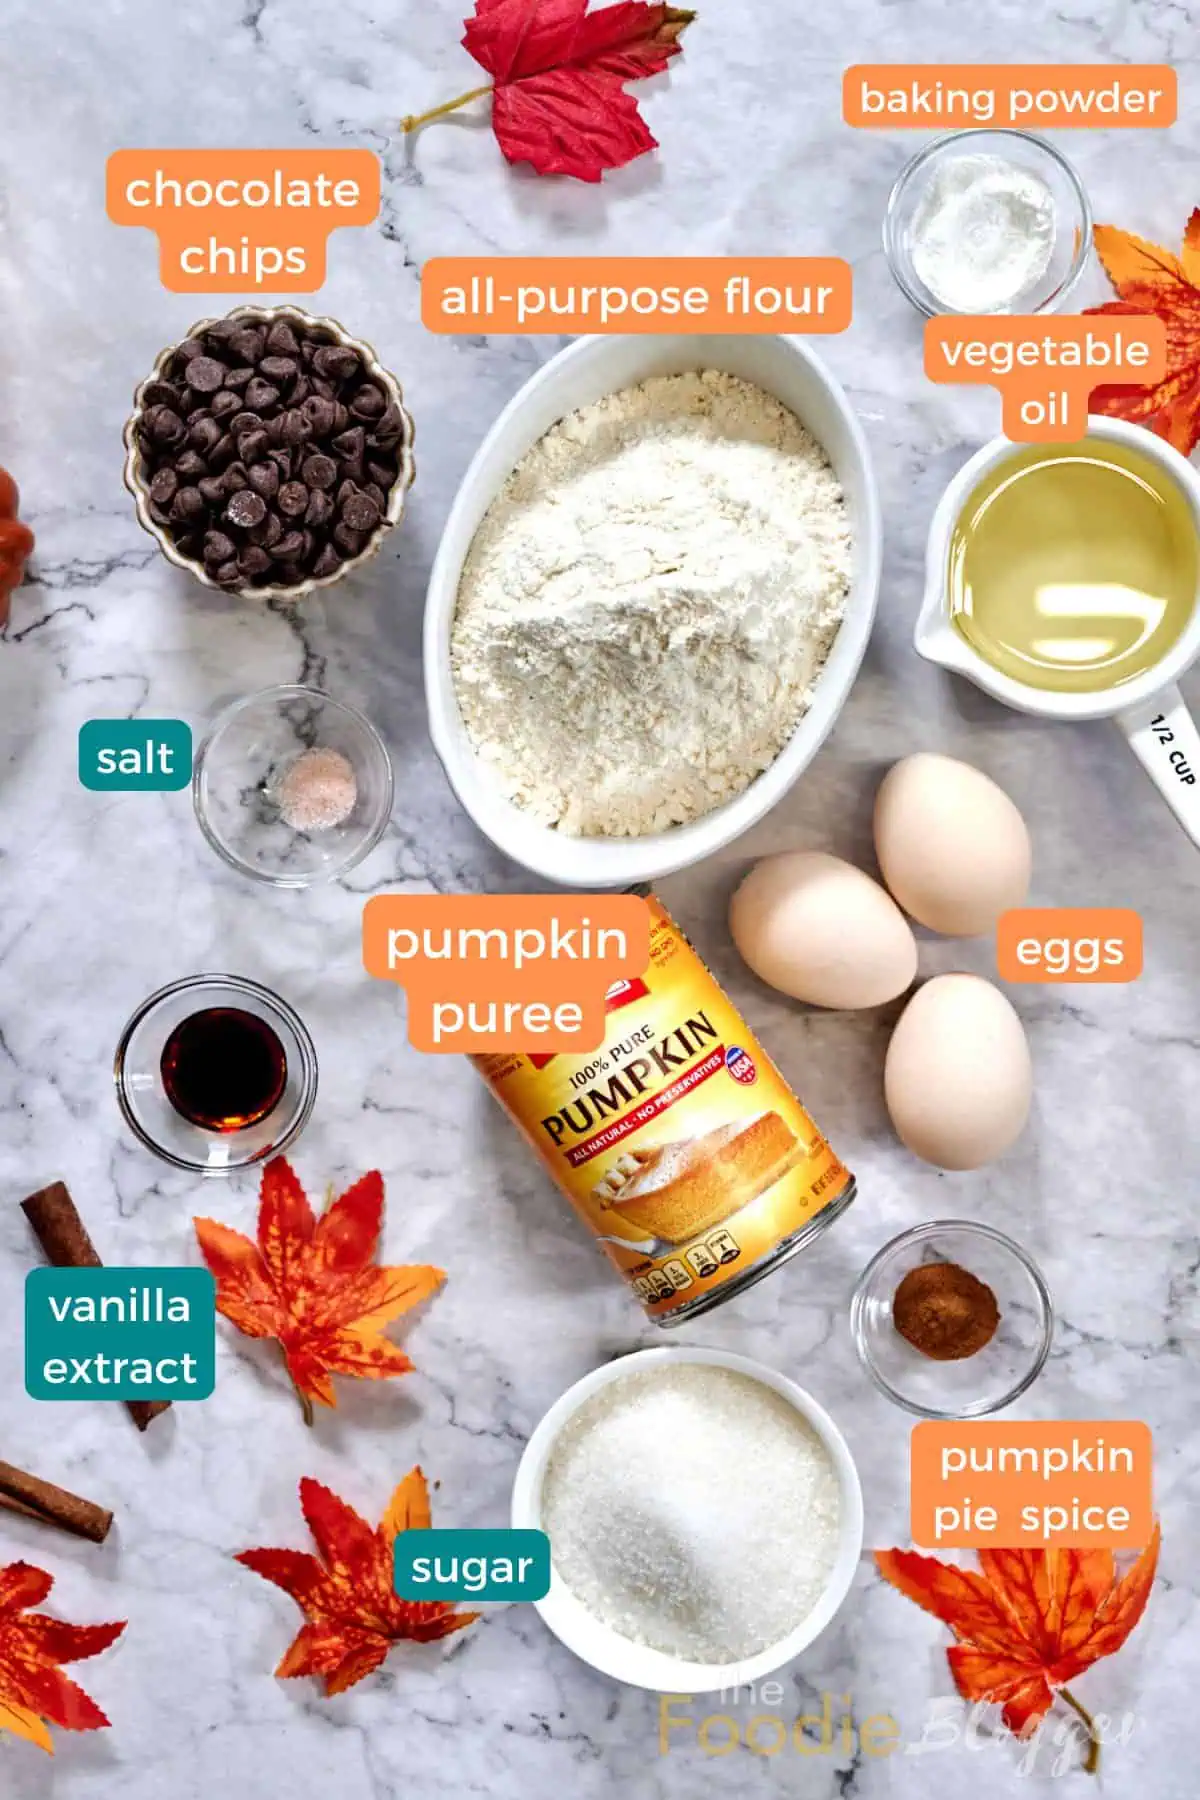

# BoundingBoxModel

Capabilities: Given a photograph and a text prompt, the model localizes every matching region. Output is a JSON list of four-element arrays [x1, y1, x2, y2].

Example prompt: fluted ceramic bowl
[[123, 304, 415, 603]]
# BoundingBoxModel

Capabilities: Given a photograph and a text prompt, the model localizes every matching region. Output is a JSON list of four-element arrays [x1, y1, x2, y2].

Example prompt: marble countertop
[[1, 1, 1197, 1795]]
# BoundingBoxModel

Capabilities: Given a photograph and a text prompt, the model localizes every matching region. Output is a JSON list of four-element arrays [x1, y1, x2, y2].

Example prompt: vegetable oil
[[948, 438, 1198, 693]]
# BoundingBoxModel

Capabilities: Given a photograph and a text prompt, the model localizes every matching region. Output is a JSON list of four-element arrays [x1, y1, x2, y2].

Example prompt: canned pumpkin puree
[[471, 891, 855, 1323]]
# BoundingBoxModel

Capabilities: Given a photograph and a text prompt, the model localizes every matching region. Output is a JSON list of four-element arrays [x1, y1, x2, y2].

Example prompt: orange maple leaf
[[876, 1524, 1160, 1774], [194, 1156, 444, 1423], [236, 1470, 477, 1694], [1085, 211, 1200, 453], [0, 1561, 125, 1754]]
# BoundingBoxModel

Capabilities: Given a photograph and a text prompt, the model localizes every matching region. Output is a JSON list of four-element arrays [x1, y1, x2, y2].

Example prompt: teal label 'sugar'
[[394, 1528, 551, 1601], [78, 719, 192, 790], [25, 1268, 216, 1401]]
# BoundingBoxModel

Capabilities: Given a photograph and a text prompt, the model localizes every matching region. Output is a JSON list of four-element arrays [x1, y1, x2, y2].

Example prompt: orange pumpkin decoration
[[0, 468, 34, 628]]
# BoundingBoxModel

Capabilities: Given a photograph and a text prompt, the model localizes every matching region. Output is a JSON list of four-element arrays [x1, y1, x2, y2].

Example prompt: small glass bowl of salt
[[193, 684, 394, 887], [883, 128, 1091, 317]]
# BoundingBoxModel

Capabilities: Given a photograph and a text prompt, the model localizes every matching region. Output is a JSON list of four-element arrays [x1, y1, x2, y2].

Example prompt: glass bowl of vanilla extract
[[114, 974, 318, 1173]]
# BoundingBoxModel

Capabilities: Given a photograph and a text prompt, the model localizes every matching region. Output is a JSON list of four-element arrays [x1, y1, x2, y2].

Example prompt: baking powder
[[908, 152, 1056, 313]]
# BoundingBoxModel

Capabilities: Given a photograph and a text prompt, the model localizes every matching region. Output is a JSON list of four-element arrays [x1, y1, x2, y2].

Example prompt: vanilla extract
[[160, 1006, 287, 1132]]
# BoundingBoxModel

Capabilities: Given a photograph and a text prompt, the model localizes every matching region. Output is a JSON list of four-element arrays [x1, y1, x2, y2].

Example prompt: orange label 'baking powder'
[[472, 893, 855, 1325]]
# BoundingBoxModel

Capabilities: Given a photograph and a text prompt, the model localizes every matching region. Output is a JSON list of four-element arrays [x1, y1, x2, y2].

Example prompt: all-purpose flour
[[451, 370, 852, 837]]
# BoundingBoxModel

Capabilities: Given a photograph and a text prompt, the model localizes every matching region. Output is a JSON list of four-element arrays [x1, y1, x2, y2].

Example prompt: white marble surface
[[1, 0, 1197, 1794]]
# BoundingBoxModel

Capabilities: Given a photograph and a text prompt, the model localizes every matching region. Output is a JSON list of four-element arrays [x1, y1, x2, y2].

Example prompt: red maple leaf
[[0, 1562, 125, 1754], [876, 1525, 1160, 1775], [403, 0, 695, 182], [237, 1471, 477, 1695], [194, 1157, 443, 1423]]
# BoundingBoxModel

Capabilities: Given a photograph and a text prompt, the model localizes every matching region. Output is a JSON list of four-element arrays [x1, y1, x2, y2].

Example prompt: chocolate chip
[[225, 489, 267, 530], [279, 409, 312, 447], [266, 320, 301, 356], [374, 401, 406, 443], [222, 365, 255, 392], [144, 404, 186, 446], [277, 481, 309, 518], [198, 475, 227, 508], [350, 382, 386, 420], [363, 481, 387, 512], [222, 461, 248, 493], [260, 356, 298, 383], [229, 326, 265, 365], [310, 376, 336, 402], [268, 446, 293, 476], [301, 453, 337, 491], [332, 425, 365, 462], [333, 521, 367, 558], [304, 488, 334, 529], [312, 542, 342, 580], [238, 428, 271, 465], [238, 545, 272, 578], [341, 490, 382, 533], [247, 510, 283, 548], [287, 374, 311, 406], [171, 486, 207, 524], [148, 500, 173, 527], [302, 396, 337, 436], [148, 468, 178, 506], [300, 339, 317, 365], [205, 319, 241, 346], [204, 530, 236, 565], [272, 529, 306, 562], [175, 449, 209, 480], [211, 390, 241, 419], [175, 531, 205, 561], [214, 559, 242, 586], [247, 461, 279, 501], [188, 416, 223, 454], [368, 459, 398, 490], [187, 356, 226, 393], [209, 433, 238, 470], [141, 379, 181, 410], [175, 337, 208, 364], [244, 378, 280, 413], [314, 344, 360, 382]]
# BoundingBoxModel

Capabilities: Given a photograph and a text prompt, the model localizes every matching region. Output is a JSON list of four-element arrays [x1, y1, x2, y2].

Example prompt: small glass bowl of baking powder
[[193, 685, 394, 887], [883, 129, 1091, 317]]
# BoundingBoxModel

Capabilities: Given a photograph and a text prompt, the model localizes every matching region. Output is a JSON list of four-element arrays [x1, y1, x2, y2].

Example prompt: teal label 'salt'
[[78, 719, 192, 790], [25, 1267, 216, 1401], [394, 1528, 551, 1601]]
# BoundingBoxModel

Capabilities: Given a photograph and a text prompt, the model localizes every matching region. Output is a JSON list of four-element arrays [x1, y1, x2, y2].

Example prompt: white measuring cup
[[917, 416, 1200, 847]]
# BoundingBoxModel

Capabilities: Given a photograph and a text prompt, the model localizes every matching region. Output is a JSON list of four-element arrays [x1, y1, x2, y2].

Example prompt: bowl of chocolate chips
[[124, 305, 415, 600]]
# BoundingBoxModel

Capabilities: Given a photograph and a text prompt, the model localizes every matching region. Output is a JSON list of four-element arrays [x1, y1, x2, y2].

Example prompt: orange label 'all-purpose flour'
[[472, 893, 856, 1323]]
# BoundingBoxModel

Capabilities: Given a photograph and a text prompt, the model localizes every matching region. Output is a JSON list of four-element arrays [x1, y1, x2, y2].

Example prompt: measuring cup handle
[[1117, 684, 1200, 847]]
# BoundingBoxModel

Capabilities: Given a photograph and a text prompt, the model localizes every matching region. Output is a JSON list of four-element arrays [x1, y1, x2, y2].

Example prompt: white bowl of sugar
[[511, 1345, 864, 1693], [425, 333, 882, 886]]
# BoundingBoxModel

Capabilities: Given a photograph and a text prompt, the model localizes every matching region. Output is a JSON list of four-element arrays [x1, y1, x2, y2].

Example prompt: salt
[[276, 747, 358, 832], [541, 1363, 841, 1663]]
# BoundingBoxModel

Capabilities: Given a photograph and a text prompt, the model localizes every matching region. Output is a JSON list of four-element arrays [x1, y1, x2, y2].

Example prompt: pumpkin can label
[[472, 894, 855, 1323]]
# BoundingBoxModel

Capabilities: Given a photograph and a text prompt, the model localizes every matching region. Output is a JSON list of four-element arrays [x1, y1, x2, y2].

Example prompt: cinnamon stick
[[0, 1459, 113, 1544], [20, 1181, 173, 1434]]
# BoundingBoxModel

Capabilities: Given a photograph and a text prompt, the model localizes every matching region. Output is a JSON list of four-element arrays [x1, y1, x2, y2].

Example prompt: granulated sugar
[[540, 1362, 841, 1662]]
